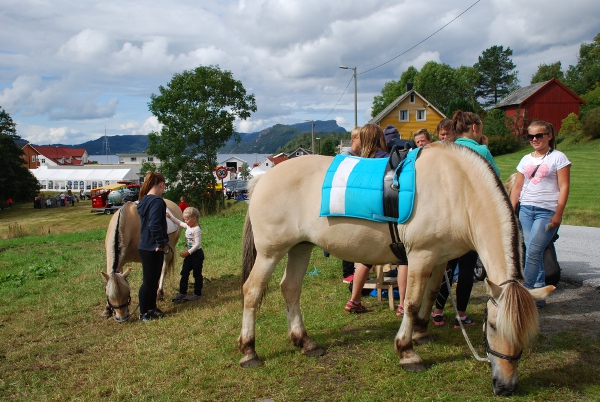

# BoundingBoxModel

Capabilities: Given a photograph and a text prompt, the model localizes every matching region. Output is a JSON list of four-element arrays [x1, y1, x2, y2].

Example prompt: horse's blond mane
[[106, 272, 130, 298], [431, 141, 523, 280], [496, 282, 539, 349]]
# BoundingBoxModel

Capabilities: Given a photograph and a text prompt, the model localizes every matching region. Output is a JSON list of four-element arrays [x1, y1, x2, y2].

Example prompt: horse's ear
[[123, 267, 132, 278], [485, 278, 502, 299], [101, 272, 109, 282], [527, 285, 556, 301]]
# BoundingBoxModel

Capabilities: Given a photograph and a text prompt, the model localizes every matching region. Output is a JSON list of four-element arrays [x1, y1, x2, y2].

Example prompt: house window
[[67, 181, 72, 189], [416, 109, 426, 121], [41, 158, 45, 163], [80, 181, 84, 189], [130, 157, 137, 162], [410, 94, 415, 104], [399, 110, 409, 122], [73, 182, 78, 190], [148, 157, 154, 162], [31, 155, 35, 162]]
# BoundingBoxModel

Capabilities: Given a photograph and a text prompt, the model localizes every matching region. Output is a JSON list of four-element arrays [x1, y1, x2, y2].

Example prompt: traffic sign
[[215, 166, 228, 179]]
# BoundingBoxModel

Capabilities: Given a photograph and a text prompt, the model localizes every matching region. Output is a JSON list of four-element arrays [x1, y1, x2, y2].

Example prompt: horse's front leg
[[412, 262, 447, 344], [238, 254, 280, 367], [157, 259, 168, 301], [394, 261, 445, 372], [281, 244, 325, 357]]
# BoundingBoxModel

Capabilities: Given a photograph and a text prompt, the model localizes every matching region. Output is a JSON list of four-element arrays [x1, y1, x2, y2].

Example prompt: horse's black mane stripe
[[112, 208, 121, 273]]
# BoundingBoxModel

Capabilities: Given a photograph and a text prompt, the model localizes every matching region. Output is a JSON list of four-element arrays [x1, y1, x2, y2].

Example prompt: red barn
[[495, 78, 586, 134]]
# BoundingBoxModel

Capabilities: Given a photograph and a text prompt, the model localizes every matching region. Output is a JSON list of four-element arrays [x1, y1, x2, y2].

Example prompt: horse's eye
[[489, 323, 497, 331]]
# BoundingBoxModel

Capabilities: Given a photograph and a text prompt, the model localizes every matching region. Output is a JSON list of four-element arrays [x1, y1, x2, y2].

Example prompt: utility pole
[[339, 65, 357, 128]]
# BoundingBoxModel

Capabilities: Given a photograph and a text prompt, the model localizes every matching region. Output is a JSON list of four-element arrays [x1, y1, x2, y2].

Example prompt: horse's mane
[[111, 203, 129, 273], [496, 282, 539, 349], [430, 141, 524, 280]]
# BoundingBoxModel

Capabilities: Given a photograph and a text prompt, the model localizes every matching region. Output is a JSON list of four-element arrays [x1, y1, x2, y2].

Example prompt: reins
[[444, 269, 489, 362], [445, 272, 524, 365]]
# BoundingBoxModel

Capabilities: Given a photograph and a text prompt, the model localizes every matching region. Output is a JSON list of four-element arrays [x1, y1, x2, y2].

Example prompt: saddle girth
[[383, 144, 414, 262]]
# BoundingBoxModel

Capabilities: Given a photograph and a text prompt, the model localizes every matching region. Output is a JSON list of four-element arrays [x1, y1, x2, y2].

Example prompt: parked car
[[228, 181, 248, 199], [225, 180, 242, 199]]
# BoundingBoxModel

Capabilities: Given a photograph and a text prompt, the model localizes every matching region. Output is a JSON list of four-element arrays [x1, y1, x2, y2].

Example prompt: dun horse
[[102, 199, 183, 322], [238, 141, 554, 396]]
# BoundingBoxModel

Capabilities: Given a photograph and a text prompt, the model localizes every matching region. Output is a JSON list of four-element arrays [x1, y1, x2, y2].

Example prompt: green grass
[[0, 142, 599, 400], [495, 138, 600, 227], [1, 200, 600, 401]]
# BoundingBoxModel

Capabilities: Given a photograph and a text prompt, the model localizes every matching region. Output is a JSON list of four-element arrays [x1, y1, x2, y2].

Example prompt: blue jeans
[[519, 205, 558, 289]]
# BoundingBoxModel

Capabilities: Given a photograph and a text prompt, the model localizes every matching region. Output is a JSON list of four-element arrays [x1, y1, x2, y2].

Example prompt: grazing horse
[[101, 199, 183, 321], [238, 141, 554, 396]]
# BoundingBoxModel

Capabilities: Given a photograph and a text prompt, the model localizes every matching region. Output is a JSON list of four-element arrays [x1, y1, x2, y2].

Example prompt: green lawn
[[495, 138, 600, 227]]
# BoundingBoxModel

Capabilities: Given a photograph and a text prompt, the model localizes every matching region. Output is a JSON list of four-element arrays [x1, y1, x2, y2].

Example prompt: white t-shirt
[[168, 215, 202, 254], [516, 149, 570, 211]]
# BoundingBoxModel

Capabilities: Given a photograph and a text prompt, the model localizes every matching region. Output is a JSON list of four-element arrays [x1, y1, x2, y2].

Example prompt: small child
[[166, 207, 204, 302]]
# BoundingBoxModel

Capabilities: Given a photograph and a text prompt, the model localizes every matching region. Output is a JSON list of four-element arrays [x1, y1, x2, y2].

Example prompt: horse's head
[[484, 279, 554, 395], [102, 267, 132, 322]]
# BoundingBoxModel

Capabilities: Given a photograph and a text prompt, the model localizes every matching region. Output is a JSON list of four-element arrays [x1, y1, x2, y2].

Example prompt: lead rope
[[444, 269, 490, 363]]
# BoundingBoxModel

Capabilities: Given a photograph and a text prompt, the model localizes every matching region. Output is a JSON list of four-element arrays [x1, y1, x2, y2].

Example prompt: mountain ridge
[[40, 120, 348, 155]]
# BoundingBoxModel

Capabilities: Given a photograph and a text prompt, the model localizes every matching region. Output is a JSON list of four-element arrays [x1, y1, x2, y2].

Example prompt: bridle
[[106, 270, 135, 322], [483, 280, 523, 364]]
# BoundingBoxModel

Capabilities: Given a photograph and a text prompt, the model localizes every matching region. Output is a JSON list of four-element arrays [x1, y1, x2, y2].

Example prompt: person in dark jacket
[[137, 172, 170, 322]]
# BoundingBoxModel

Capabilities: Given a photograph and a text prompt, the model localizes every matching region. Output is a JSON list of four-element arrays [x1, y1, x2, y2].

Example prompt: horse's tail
[[241, 212, 257, 286], [497, 282, 539, 350]]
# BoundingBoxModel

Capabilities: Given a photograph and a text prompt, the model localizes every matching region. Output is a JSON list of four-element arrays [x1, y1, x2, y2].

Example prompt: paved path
[[554, 225, 600, 289]]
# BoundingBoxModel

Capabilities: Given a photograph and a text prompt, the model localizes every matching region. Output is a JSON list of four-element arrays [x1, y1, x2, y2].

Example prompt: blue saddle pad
[[320, 150, 419, 224]]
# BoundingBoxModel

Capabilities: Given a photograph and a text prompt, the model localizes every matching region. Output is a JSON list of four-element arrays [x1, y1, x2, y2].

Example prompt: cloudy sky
[[1, 0, 599, 145]]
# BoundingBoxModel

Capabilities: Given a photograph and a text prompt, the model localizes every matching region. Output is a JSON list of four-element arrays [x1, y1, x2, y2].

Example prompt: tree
[[371, 66, 418, 118], [474, 45, 519, 107], [454, 65, 480, 109], [239, 162, 251, 180], [565, 33, 600, 95], [531, 61, 564, 84], [414, 61, 461, 114], [320, 139, 338, 156], [147, 66, 256, 213], [0, 107, 40, 202]]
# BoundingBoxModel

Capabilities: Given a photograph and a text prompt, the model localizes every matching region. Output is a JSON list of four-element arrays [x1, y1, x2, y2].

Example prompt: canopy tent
[[31, 166, 139, 191]]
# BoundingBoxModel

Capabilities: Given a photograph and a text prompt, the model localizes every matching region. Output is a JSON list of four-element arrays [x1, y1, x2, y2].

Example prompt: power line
[[360, 0, 482, 75], [325, 0, 482, 122], [323, 75, 353, 121]]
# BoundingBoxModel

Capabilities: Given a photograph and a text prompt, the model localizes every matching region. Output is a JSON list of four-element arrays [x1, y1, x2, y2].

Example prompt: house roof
[[267, 155, 289, 165], [286, 147, 312, 156], [495, 78, 586, 108], [369, 89, 446, 124], [13, 139, 30, 150], [34, 146, 86, 158]]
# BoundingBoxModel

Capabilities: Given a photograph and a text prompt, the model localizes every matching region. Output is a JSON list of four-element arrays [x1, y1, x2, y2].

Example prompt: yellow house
[[369, 89, 446, 139]]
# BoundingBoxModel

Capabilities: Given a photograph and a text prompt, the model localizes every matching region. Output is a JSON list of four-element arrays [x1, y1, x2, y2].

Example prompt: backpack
[[543, 233, 561, 286]]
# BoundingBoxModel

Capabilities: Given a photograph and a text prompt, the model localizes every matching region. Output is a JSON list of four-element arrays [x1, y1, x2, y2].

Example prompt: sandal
[[432, 311, 445, 326], [396, 305, 404, 317]]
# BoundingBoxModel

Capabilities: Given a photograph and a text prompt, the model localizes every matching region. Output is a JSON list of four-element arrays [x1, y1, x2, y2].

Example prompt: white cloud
[[57, 29, 111, 63], [1, 0, 598, 143]]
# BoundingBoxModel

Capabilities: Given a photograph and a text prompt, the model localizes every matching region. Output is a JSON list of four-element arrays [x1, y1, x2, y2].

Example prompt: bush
[[487, 134, 522, 156], [582, 107, 600, 139], [558, 112, 583, 143]]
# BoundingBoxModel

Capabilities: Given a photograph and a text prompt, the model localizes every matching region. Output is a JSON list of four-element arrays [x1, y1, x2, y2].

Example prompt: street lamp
[[339, 65, 357, 128], [316, 137, 321, 155], [304, 119, 315, 154]]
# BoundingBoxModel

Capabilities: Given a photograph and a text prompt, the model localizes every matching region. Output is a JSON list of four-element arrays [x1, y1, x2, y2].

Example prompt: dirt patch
[[538, 281, 600, 335]]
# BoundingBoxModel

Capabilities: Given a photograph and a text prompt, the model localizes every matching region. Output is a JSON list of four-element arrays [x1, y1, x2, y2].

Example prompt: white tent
[[31, 166, 140, 191]]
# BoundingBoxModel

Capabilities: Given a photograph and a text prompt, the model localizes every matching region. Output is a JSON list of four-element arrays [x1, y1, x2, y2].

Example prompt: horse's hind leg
[[239, 253, 282, 368], [281, 244, 324, 357]]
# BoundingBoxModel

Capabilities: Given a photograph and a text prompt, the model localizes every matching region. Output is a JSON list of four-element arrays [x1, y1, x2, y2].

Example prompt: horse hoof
[[302, 347, 325, 357], [240, 356, 264, 368], [402, 363, 426, 372]]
